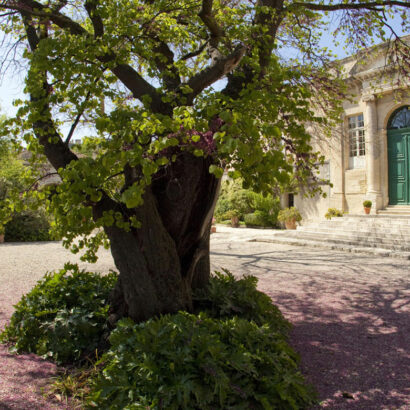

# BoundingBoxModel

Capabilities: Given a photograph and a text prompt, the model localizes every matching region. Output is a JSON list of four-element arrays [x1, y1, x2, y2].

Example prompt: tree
[[0, 0, 409, 323]]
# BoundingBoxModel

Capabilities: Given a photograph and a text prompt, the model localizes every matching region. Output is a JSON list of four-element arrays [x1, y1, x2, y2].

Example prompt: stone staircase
[[257, 212, 410, 259], [377, 205, 410, 216]]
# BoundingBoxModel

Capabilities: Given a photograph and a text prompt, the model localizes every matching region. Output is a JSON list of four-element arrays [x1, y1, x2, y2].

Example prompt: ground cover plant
[[0, 263, 117, 364], [88, 313, 316, 409], [2, 269, 316, 408]]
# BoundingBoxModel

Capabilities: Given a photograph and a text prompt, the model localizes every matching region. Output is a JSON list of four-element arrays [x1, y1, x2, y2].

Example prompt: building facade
[[291, 37, 410, 223]]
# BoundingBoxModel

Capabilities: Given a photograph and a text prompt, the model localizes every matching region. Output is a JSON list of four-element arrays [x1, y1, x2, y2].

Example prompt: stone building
[[290, 36, 410, 222]]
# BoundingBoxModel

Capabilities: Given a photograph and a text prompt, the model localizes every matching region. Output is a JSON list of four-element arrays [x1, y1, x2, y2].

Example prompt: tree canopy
[[0, 0, 409, 320]]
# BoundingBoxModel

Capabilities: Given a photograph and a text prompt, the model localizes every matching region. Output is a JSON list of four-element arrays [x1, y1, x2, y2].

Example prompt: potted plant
[[211, 217, 216, 233], [0, 225, 4, 243], [278, 207, 302, 230], [224, 210, 240, 228], [363, 200, 372, 215]]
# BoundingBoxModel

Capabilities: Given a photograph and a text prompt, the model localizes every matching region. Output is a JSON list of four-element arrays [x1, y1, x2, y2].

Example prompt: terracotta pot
[[285, 219, 297, 230], [364, 207, 371, 215], [0, 234, 4, 243], [231, 216, 240, 228], [211, 226, 217, 233]]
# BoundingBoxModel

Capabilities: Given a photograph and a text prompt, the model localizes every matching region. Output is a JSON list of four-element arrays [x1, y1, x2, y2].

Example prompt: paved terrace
[[0, 226, 409, 409]]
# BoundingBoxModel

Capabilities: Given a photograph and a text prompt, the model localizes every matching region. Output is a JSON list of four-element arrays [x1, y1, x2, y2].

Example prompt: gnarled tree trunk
[[105, 152, 220, 324]]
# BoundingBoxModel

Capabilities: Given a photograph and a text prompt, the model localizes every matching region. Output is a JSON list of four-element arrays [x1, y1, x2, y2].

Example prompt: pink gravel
[[1, 237, 409, 409], [210, 234, 410, 409]]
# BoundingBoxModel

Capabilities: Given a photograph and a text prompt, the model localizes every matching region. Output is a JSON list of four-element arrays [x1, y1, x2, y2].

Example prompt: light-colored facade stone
[[292, 36, 410, 223]]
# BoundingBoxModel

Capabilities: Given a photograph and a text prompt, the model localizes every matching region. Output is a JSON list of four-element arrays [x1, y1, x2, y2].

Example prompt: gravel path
[[0, 229, 409, 409]]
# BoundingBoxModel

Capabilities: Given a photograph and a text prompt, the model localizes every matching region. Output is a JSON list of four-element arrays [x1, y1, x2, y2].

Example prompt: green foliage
[[215, 180, 253, 222], [193, 270, 291, 335], [363, 200, 372, 208], [244, 212, 267, 227], [0, 133, 25, 203], [4, 209, 55, 242], [215, 180, 280, 227], [222, 209, 240, 220], [324, 208, 343, 220], [278, 207, 302, 223], [0, 263, 117, 364], [89, 312, 315, 409]]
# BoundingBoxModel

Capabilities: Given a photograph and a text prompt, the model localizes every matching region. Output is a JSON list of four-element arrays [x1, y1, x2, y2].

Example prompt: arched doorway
[[387, 106, 410, 205]]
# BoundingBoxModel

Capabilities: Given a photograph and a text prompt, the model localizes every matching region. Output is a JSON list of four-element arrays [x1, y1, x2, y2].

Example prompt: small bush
[[244, 212, 264, 227], [363, 200, 372, 208], [214, 198, 231, 222], [244, 210, 277, 227], [324, 208, 343, 220], [4, 209, 55, 242], [0, 263, 117, 364], [194, 270, 290, 335], [88, 313, 316, 409], [222, 209, 240, 220]]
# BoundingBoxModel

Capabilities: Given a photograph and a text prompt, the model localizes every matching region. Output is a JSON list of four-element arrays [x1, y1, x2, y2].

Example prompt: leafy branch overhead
[[0, 0, 409, 259]]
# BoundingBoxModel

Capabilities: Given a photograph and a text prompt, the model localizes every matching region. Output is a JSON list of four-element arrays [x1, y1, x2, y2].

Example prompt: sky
[[0, 10, 408, 122]]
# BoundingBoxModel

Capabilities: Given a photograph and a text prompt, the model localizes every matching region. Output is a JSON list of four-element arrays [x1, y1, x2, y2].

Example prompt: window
[[387, 106, 410, 130], [348, 114, 365, 169]]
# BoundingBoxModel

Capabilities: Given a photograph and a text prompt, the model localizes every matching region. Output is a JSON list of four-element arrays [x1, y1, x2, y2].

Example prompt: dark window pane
[[388, 106, 410, 129]]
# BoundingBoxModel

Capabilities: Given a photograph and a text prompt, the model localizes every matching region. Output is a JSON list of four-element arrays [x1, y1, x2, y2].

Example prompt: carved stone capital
[[362, 94, 376, 103]]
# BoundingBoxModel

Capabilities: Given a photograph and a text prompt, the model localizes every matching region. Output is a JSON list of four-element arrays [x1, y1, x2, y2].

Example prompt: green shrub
[[250, 192, 280, 222], [222, 209, 240, 220], [244, 212, 264, 227], [244, 210, 278, 227], [215, 180, 280, 225], [214, 198, 231, 222], [193, 270, 290, 335], [4, 209, 55, 242], [324, 208, 343, 220], [0, 263, 117, 364], [88, 313, 316, 409]]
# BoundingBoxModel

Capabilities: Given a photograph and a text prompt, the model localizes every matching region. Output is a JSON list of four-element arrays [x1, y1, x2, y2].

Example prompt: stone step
[[277, 231, 410, 251], [275, 235, 410, 252], [297, 225, 410, 237], [296, 227, 410, 241], [377, 206, 410, 216], [254, 237, 410, 260], [301, 218, 410, 227], [378, 210, 410, 215]]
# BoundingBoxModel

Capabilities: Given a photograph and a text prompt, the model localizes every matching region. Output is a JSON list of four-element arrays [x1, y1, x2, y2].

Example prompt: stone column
[[363, 94, 383, 212]]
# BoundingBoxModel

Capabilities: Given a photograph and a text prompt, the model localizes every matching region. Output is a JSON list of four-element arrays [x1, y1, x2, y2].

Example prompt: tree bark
[[106, 152, 220, 324]]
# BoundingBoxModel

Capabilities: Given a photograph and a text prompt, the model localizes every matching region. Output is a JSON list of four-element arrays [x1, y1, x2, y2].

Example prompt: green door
[[388, 128, 410, 205]]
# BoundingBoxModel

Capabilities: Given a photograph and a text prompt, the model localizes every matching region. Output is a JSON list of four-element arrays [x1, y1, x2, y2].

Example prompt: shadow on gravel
[[273, 284, 410, 409]]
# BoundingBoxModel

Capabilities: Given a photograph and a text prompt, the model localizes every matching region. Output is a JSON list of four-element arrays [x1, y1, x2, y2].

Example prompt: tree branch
[[222, 0, 285, 99], [180, 43, 246, 105], [199, 0, 224, 62], [151, 38, 181, 90], [5, 0, 170, 114], [22, 14, 78, 171], [179, 42, 207, 61], [65, 90, 91, 146], [84, 0, 104, 38], [291, 1, 410, 12]]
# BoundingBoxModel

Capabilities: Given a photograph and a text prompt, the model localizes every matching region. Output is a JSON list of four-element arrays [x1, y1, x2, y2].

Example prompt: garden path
[[0, 228, 409, 409]]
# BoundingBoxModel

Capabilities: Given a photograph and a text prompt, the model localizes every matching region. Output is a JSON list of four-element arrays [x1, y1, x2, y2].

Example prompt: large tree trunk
[[105, 152, 220, 324]]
